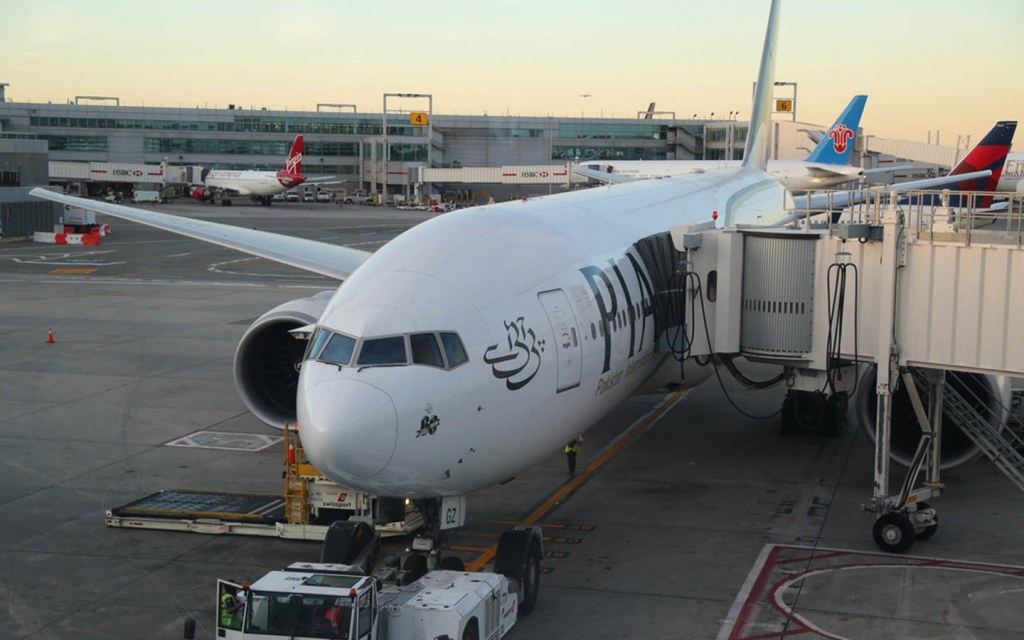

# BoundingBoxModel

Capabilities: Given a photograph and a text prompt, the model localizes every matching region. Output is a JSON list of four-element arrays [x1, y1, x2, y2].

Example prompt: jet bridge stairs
[[666, 188, 1024, 553]]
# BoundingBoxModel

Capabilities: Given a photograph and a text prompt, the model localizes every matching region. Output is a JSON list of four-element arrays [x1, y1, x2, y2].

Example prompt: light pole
[[383, 93, 432, 204]]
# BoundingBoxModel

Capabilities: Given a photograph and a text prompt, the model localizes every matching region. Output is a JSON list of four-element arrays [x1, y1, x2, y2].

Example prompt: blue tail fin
[[805, 95, 867, 165]]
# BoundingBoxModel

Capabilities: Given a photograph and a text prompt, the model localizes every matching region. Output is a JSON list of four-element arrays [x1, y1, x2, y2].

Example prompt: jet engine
[[849, 364, 1011, 469], [190, 187, 210, 202], [233, 291, 334, 428]]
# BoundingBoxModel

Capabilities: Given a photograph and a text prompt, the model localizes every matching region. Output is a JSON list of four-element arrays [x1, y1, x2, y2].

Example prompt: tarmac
[[0, 200, 1022, 640]]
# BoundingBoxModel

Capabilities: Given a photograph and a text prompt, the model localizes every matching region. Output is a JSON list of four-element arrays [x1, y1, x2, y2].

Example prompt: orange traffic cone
[[47, 328, 55, 344]]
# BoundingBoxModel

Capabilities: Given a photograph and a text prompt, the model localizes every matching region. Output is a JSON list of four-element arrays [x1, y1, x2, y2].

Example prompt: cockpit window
[[305, 327, 331, 361], [357, 336, 408, 366], [439, 332, 468, 368], [319, 333, 356, 366], [410, 333, 445, 368]]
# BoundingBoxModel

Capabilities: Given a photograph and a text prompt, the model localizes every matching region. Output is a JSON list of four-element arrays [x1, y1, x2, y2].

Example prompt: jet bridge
[[673, 189, 1024, 553]]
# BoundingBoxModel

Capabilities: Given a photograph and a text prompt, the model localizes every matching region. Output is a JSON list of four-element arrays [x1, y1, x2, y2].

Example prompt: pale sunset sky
[[2, 0, 1021, 147]]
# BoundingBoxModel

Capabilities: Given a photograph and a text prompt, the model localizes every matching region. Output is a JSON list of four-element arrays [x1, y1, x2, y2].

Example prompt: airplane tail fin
[[805, 95, 867, 165], [283, 135, 304, 175], [741, 0, 781, 171], [946, 121, 1016, 207]]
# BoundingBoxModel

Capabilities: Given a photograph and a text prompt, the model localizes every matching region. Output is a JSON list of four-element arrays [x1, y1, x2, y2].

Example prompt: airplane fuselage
[[205, 170, 305, 197], [585, 159, 864, 191], [997, 153, 1024, 192], [297, 169, 790, 498]]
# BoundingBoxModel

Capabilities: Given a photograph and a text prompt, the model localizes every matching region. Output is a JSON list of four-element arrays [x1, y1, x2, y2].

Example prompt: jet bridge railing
[[788, 188, 1024, 247]]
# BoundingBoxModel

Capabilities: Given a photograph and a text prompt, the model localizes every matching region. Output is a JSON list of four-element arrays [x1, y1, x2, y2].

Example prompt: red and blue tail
[[946, 121, 1016, 207]]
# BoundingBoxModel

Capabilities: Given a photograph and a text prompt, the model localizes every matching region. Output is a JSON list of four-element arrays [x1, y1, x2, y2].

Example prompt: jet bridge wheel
[[872, 512, 916, 554], [913, 502, 939, 541]]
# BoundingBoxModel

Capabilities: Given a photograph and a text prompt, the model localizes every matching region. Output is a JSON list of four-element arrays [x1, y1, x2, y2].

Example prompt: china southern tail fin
[[805, 95, 867, 165], [283, 135, 304, 175], [741, 0, 781, 172]]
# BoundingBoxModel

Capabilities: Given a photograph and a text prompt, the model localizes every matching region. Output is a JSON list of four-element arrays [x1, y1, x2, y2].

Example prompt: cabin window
[[357, 336, 408, 365], [439, 332, 468, 368], [411, 333, 445, 368], [319, 333, 357, 366]]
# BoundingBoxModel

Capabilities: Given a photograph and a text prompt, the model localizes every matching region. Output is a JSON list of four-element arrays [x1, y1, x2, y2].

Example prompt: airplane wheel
[[914, 502, 939, 540], [873, 512, 915, 553]]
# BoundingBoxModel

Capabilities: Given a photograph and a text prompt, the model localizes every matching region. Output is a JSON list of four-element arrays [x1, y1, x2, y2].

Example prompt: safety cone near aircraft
[[47, 328, 55, 344]]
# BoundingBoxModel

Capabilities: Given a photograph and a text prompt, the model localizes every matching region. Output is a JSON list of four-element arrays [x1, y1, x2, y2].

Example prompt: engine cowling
[[233, 291, 333, 428], [850, 364, 1012, 469], [190, 187, 208, 202]]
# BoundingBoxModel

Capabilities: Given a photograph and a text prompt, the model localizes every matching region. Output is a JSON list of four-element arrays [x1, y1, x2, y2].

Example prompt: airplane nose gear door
[[539, 289, 582, 392]]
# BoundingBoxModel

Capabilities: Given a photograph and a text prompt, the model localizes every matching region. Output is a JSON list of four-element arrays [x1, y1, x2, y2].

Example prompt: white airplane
[[190, 134, 307, 206], [996, 152, 1024, 192], [37, 1, 940, 533], [575, 95, 869, 191]]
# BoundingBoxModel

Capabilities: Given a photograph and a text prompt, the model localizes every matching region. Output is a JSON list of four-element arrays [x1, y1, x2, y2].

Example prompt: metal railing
[[910, 369, 1024, 492], [786, 188, 1024, 247]]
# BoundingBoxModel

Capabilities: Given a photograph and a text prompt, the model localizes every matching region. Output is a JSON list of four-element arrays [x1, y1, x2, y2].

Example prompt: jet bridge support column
[[871, 205, 901, 514], [868, 206, 941, 554]]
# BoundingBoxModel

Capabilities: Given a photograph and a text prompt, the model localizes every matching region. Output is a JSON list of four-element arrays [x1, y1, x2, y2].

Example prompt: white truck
[[185, 522, 542, 640]]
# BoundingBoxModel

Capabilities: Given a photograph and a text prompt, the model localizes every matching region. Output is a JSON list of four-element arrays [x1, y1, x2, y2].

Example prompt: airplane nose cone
[[298, 378, 398, 482]]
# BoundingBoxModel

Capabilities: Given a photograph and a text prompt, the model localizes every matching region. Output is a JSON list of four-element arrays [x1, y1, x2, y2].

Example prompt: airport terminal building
[[0, 87, 832, 202]]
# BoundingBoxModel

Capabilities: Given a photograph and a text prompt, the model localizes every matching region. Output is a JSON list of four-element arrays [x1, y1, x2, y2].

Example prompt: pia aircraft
[[33, 1, 964, 525], [190, 134, 307, 206], [575, 94, 869, 191]]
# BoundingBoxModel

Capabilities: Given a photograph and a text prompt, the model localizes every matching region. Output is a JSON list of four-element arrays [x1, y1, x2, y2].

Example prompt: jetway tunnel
[[664, 194, 1024, 553]]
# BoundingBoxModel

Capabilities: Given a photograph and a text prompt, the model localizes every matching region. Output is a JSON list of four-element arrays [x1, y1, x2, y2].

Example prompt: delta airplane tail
[[805, 95, 868, 165], [920, 121, 1016, 209], [284, 135, 304, 176], [949, 121, 1016, 190]]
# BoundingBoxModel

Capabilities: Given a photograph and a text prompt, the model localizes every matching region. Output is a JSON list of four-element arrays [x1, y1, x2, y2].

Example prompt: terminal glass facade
[[552, 146, 668, 161], [559, 123, 667, 140]]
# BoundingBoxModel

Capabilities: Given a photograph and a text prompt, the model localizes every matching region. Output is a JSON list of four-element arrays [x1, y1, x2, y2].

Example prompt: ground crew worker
[[323, 600, 350, 637], [220, 589, 244, 630], [565, 437, 582, 477]]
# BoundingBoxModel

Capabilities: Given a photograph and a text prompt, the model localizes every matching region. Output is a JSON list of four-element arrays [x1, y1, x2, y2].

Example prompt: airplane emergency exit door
[[538, 289, 582, 392]]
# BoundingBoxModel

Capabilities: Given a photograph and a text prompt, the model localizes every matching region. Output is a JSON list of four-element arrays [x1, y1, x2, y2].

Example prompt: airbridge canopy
[[681, 191, 1024, 378]]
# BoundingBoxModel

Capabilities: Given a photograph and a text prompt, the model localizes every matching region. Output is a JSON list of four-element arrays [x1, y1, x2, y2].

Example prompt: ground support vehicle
[[105, 424, 421, 541], [186, 525, 543, 640]]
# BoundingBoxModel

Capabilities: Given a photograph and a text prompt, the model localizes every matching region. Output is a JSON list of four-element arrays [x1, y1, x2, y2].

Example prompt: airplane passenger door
[[538, 289, 582, 392]]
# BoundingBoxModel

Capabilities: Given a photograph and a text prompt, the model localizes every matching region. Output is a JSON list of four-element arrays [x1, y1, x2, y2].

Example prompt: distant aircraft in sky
[[575, 95, 869, 191], [579, 93, 593, 98]]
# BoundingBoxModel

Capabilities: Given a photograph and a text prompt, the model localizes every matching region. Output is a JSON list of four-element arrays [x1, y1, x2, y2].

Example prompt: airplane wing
[[780, 169, 994, 225], [864, 163, 926, 176], [30, 189, 372, 281], [806, 166, 861, 180], [304, 176, 344, 185], [572, 166, 637, 184]]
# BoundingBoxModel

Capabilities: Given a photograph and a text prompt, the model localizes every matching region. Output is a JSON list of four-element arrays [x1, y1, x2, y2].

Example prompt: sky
[[2, 0, 1022, 148]]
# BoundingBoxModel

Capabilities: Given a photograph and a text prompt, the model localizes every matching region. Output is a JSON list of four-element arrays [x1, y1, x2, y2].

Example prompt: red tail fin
[[283, 135, 303, 175]]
